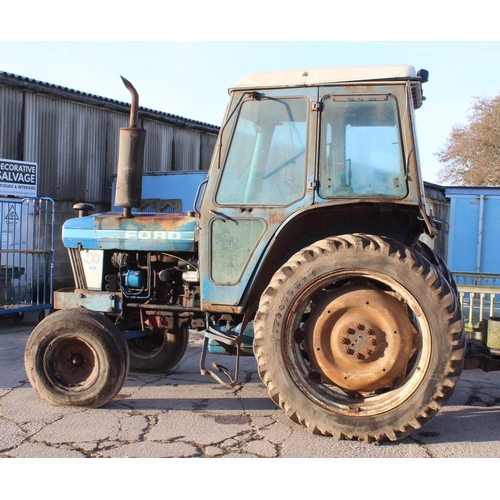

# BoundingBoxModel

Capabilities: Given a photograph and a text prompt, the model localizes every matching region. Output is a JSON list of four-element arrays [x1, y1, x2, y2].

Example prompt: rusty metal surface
[[115, 77, 146, 216], [63, 212, 198, 252], [120, 77, 139, 128], [95, 212, 197, 230], [54, 288, 121, 313], [304, 283, 416, 391], [44, 335, 98, 388]]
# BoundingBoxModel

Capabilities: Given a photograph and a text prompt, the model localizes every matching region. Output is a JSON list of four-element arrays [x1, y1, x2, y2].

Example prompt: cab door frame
[[198, 87, 319, 311]]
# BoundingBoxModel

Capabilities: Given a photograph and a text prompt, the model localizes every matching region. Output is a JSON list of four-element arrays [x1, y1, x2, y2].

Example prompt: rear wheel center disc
[[305, 283, 416, 392]]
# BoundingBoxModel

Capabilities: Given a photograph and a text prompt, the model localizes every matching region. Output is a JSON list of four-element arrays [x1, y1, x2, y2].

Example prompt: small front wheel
[[24, 309, 129, 408]]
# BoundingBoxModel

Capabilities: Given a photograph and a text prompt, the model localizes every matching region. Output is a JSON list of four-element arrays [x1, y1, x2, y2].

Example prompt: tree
[[436, 94, 500, 186]]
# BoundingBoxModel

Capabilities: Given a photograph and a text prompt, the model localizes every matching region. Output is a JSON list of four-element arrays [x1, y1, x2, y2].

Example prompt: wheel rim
[[44, 336, 99, 390], [306, 282, 416, 392], [286, 272, 431, 417]]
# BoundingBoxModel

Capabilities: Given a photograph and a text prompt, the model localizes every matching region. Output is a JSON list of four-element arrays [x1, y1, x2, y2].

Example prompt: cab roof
[[231, 65, 426, 108]]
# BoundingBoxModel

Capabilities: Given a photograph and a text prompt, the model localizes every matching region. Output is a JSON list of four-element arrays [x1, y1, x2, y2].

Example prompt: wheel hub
[[338, 323, 379, 360], [69, 352, 85, 367], [45, 337, 97, 388], [304, 282, 416, 392]]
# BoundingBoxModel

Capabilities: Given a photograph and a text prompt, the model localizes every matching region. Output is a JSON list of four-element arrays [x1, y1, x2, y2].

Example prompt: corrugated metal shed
[[0, 85, 24, 160], [0, 71, 220, 204]]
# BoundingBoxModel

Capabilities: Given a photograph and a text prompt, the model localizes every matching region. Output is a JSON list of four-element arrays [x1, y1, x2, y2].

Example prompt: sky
[[1, 3, 499, 184]]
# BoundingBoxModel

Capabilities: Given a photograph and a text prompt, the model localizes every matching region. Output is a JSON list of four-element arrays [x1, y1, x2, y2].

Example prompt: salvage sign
[[0, 159, 38, 197]]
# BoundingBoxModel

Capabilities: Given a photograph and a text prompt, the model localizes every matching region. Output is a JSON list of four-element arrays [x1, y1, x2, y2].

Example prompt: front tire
[[24, 309, 129, 408], [254, 234, 464, 442]]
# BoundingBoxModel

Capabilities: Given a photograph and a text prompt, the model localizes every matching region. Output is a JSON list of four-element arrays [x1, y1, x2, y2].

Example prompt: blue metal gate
[[0, 197, 55, 321]]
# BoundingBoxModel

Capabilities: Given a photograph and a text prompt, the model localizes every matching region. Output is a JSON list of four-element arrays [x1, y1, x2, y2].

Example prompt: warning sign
[[1, 201, 23, 249], [0, 159, 38, 197], [5, 204, 20, 229]]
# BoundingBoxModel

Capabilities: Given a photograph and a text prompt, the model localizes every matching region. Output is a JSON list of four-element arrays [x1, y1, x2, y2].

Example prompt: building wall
[[0, 72, 219, 204]]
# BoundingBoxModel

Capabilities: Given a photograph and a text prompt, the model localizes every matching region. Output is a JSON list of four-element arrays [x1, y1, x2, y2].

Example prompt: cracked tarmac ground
[[1, 312, 500, 458]]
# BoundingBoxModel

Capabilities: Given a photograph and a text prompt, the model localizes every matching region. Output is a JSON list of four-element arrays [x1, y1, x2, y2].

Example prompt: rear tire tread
[[254, 233, 465, 442]]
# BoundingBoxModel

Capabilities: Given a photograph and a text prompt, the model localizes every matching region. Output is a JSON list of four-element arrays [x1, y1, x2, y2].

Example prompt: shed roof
[[0, 71, 220, 133], [445, 185, 500, 197]]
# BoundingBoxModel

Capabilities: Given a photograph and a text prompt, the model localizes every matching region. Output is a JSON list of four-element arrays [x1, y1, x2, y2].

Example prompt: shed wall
[[0, 86, 23, 160], [0, 73, 219, 206]]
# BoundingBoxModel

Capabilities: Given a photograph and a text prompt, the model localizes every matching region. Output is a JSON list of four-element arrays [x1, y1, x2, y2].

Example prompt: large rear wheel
[[414, 240, 459, 298], [24, 309, 129, 408], [254, 234, 465, 442]]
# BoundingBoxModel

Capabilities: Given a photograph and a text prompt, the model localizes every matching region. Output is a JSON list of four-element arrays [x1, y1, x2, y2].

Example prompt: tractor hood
[[62, 212, 198, 252]]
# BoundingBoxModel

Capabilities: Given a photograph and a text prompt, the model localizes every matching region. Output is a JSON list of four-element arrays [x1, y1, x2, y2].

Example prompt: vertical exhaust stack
[[115, 77, 146, 218]]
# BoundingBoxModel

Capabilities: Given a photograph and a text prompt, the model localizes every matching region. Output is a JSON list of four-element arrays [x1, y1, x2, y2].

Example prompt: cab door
[[199, 87, 318, 309]]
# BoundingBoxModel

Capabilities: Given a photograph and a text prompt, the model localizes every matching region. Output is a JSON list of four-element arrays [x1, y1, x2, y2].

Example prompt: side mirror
[[417, 69, 429, 83]]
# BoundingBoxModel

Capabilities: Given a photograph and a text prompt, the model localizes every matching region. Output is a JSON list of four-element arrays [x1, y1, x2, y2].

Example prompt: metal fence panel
[[0, 197, 54, 320]]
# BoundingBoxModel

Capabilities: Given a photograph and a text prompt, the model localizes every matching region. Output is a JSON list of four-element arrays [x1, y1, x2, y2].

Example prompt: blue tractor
[[24, 66, 464, 442]]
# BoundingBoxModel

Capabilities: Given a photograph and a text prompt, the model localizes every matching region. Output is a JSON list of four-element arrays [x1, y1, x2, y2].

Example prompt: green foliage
[[437, 94, 500, 186]]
